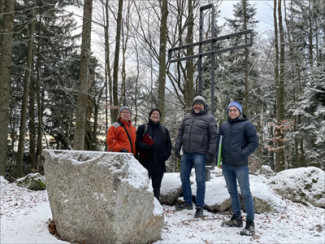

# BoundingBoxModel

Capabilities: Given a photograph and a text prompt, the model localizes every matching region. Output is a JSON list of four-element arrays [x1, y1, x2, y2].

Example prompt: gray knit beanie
[[117, 106, 131, 119], [192, 95, 206, 106]]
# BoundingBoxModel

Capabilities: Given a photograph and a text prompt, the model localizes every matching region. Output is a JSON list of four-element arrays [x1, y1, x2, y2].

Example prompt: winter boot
[[222, 214, 243, 227], [175, 203, 193, 211], [194, 206, 204, 218], [240, 219, 255, 236]]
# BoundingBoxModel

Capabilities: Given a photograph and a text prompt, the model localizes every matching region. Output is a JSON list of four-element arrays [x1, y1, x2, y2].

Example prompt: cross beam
[[167, 4, 253, 116], [168, 29, 253, 63]]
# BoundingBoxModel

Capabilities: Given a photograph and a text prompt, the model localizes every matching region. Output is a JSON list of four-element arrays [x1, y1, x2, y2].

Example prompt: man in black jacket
[[136, 108, 172, 201], [218, 101, 259, 236], [174, 96, 218, 218]]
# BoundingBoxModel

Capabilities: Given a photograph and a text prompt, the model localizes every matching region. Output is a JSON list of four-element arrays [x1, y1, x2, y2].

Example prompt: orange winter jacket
[[106, 119, 137, 156]]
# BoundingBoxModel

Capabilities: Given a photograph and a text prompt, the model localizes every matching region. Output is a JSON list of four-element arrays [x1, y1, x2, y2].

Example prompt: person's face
[[150, 111, 160, 123], [228, 106, 240, 119], [120, 109, 131, 121], [193, 103, 204, 114]]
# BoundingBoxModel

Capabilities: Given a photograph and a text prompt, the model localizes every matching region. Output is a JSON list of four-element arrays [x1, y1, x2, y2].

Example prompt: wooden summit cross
[[168, 4, 253, 116], [168, 4, 253, 180]]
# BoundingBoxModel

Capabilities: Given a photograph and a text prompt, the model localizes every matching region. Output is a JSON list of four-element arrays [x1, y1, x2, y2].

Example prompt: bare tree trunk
[[273, 0, 279, 170], [36, 53, 43, 170], [243, 0, 249, 114], [112, 0, 124, 121], [16, 5, 36, 177], [29, 75, 36, 170], [134, 45, 140, 125], [157, 0, 168, 124], [308, 0, 313, 67], [104, 0, 112, 130], [278, 0, 285, 122], [35, 13, 43, 170], [121, 0, 131, 106], [277, 0, 285, 169], [74, 0, 93, 150], [0, 0, 4, 46], [185, 0, 194, 110], [0, 0, 15, 176]]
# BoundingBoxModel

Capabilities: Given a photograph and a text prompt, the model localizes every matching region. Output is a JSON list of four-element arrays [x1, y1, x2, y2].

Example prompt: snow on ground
[[1, 178, 324, 244]]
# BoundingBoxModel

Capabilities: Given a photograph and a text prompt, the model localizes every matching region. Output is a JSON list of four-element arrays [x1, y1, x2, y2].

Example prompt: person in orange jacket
[[106, 106, 137, 156]]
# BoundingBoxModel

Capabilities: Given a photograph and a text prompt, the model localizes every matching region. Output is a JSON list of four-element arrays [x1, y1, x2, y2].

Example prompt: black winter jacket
[[218, 115, 259, 167], [175, 106, 218, 156], [136, 120, 172, 173]]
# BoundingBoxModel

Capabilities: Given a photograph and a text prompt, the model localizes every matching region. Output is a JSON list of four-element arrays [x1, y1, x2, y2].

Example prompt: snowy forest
[[0, 0, 324, 179]]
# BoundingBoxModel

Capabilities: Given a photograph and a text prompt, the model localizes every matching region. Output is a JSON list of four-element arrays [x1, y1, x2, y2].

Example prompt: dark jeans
[[180, 153, 206, 207], [149, 171, 164, 200], [222, 164, 255, 220]]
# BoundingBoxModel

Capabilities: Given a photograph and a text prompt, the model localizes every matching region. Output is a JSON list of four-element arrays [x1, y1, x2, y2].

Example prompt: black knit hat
[[149, 108, 161, 118]]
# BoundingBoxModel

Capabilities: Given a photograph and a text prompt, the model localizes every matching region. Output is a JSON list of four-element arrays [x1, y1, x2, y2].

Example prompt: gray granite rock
[[44, 150, 164, 244]]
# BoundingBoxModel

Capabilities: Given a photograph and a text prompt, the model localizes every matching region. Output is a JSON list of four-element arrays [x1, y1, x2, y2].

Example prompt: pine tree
[[292, 65, 325, 169]]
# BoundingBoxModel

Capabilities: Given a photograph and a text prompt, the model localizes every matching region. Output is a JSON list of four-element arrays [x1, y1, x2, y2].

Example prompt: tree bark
[[277, 0, 286, 169], [16, 5, 36, 177], [0, 0, 15, 176], [74, 0, 93, 150], [104, 0, 112, 133], [185, 0, 194, 111], [157, 0, 168, 124], [29, 74, 36, 170], [243, 0, 249, 114], [121, 0, 131, 106], [111, 0, 124, 121]]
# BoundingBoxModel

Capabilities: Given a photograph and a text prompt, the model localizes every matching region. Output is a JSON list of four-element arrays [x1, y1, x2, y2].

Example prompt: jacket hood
[[228, 114, 248, 123]]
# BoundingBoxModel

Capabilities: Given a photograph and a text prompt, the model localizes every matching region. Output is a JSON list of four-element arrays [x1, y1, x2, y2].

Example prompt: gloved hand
[[206, 153, 214, 166], [120, 148, 128, 153]]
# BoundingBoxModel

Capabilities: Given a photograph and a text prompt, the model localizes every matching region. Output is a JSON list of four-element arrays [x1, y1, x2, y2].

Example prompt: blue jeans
[[180, 153, 206, 207], [222, 164, 254, 220]]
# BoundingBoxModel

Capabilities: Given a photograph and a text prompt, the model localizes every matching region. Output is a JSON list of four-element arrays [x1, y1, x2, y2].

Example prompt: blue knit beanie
[[227, 101, 243, 114]]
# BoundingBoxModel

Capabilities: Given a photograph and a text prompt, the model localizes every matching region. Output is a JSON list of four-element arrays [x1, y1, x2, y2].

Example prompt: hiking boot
[[240, 219, 255, 236], [222, 214, 243, 227], [194, 206, 204, 218], [175, 203, 193, 211]]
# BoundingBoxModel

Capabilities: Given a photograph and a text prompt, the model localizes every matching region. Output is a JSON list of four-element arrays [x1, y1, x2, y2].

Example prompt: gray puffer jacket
[[175, 106, 218, 156]]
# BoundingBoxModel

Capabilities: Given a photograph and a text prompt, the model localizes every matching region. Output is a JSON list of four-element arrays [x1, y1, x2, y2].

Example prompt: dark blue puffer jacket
[[218, 115, 259, 166]]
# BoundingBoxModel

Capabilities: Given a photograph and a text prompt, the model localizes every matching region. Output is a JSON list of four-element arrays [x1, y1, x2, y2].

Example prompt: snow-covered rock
[[0, 176, 9, 190], [15, 173, 46, 191], [204, 176, 232, 212], [256, 165, 276, 178], [160, 173, 182, 205], [43, 150, 164, 244], [191, 172, 286, 213], [267, 166, 325, 208], [248, 175, 286, 213]]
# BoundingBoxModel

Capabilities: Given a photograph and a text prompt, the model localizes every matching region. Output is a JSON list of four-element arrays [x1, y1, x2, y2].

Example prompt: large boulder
[[267, 166, 325, 208], [191, 170, 286, 213], [15, 173, 46, 190], [245, 175, 286, 213], [160, 173, 182, 205], [204, 176, 232, 212], [256, 165, 276, 178], [43, 150, 164, 244]]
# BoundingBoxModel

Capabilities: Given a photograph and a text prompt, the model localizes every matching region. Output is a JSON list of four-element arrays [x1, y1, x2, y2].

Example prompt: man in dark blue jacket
[[218, 101, 259, 236], [136, 108, 172, 201]]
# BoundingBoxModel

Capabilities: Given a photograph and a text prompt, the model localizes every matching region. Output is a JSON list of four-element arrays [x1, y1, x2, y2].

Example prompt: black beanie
[[149, 108, 161, 118]]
